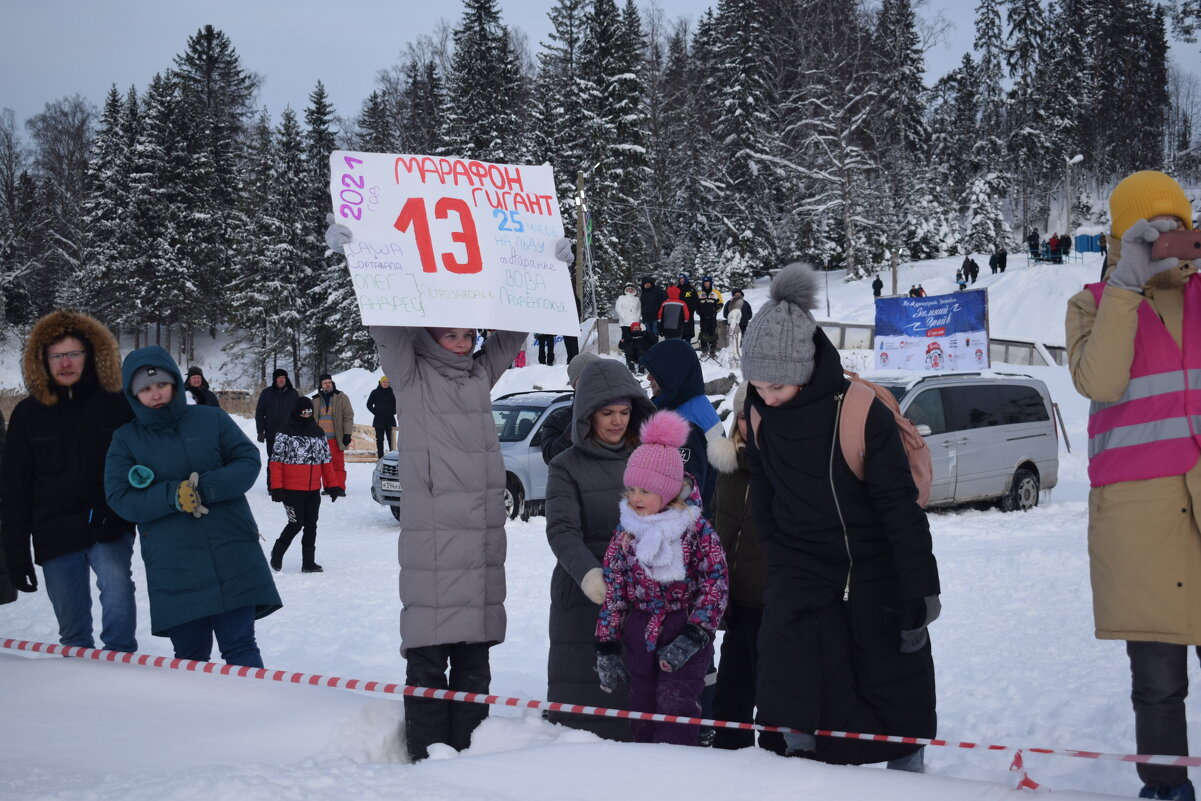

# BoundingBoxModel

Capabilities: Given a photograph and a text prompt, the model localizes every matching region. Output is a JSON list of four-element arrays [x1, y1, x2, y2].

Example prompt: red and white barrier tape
[[5, 636, 1198, 778]]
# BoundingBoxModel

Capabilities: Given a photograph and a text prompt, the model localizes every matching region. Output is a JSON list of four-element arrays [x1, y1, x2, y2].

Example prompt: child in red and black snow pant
[[268, 397, 337, 573], [595, 410, 728, 745]]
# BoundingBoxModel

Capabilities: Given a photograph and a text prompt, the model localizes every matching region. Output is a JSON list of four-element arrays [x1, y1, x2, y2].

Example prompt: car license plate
[[381, 480, 401, 492]]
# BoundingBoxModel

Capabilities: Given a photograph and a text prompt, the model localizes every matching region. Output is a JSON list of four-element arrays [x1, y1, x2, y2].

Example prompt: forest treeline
[[1, 0, 1198, 381]]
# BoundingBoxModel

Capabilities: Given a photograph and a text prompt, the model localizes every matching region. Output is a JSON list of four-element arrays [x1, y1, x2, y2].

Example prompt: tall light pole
[[1065, 154, 1083, 237]]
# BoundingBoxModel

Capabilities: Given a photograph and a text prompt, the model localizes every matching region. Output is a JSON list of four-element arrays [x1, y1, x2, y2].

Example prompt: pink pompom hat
[[623, 410, 690, 502]]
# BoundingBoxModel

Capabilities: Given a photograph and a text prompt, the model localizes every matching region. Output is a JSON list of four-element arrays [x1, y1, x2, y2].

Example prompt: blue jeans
[[168, 606, 263, 668], [41, 532, 137, 652]]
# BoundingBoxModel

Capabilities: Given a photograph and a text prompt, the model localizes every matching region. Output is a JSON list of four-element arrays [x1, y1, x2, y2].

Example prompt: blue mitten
[[128, 465, 155, 488], [1109, 218, 1181, 292], [324, 212, 353, 256]]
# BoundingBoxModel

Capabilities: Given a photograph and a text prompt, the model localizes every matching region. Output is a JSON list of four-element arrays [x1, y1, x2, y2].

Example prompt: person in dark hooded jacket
[[658, 286, 691, 339], [676, 274, 699, 343], [105, 346, 281, 667], [740, 263, 939, 770], [366, 376, 398, 459], [184, 366, 221, 408], [638, 276, 666, 339], [545, 359, 656, 740], [268, 396, 337, 573], [639, 338, 721, 520], [255, 369, 300, 487], [0, 411, 14, 604]]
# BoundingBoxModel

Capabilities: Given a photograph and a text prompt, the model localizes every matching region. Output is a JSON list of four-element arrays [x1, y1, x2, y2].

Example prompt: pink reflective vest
[[1085, 277, 1201, 486]]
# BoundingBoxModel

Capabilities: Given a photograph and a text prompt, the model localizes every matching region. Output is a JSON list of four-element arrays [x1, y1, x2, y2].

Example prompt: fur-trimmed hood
[[23, 310, 122, 405]]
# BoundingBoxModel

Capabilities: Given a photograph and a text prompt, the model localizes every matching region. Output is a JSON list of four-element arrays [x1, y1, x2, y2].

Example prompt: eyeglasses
[[47, 350, 86, 363], [299, 409, 313, 416]]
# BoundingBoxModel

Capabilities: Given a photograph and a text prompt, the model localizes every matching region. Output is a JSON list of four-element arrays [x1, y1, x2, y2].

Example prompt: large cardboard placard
[[328, 150, 576, 333], [874, 289, 990, 371]]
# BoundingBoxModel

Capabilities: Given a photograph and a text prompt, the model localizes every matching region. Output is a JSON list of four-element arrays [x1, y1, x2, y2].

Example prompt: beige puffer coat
[[1066, 245, 1201, 644], [371, 327, 525, 655]]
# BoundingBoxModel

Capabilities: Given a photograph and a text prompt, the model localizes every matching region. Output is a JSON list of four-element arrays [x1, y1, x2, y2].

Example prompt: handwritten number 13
[[393, 197, 483, 274]]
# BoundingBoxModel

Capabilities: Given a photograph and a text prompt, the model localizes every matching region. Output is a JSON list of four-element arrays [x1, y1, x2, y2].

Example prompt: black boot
[[269, 541, 285, 572], [302, 563, 324, 573]]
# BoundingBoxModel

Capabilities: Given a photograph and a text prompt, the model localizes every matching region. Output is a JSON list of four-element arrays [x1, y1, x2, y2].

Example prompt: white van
[[872, 373, 1060, 511]]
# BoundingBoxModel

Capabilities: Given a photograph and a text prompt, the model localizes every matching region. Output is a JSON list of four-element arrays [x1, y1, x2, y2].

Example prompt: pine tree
[[265, 107, 310, 377], [711, 0, 778, 283], [439, 0, 526, 162], [355, 91, 398, 153], [1005, 0, 1052, 233]]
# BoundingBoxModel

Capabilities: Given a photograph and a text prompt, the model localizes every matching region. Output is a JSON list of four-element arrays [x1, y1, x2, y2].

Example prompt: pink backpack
[[748, 371, 932, 508]]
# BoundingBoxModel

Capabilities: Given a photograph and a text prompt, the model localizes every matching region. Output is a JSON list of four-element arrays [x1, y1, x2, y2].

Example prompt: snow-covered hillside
[[0, 250, 1152, 800]]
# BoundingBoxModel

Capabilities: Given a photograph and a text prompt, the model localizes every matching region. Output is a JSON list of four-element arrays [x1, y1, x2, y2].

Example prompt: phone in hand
[[1150, 229, 1201, 260]]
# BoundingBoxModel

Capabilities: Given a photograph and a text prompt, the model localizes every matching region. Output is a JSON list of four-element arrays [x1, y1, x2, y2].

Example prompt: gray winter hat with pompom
[[740, 262, 821, 386]]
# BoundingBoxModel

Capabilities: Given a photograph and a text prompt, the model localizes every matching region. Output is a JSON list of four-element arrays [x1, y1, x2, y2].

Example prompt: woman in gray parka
[[545, 359, 656, 740], [372, 325, 526, 762]]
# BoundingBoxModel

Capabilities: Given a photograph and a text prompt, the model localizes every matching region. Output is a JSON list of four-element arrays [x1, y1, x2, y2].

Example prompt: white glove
[[555, 237, 574, 264], [1109, 218, 1181, 293], [324, 212, 353, 256], [580, 567, 605, 605]]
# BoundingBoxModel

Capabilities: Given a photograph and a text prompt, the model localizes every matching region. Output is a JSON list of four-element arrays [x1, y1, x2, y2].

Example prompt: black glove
[[342, 434, 352, 448], [257, 431, 266, 443], [325, 487, 345, 502], [595, 650, 628, 693], [6, 551, 37, 593], [891, 595, 942, 653], [88, 506, 130, 543], [657, 624, 710, 673], [270, 489, 285, 503]]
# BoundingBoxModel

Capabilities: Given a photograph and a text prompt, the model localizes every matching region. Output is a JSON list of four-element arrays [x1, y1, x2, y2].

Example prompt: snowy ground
[[0, 250, 1174, 800]]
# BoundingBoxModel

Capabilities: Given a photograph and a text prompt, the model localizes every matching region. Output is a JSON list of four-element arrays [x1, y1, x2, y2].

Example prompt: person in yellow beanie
[[1065, 170, 1200, 801]]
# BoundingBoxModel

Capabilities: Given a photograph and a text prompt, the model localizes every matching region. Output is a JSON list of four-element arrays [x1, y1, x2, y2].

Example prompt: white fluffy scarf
[[618, 499, 700, 583]]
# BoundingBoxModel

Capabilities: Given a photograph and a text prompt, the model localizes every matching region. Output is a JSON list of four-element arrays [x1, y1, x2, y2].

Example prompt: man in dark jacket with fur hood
[[0, 310, 137, 651]]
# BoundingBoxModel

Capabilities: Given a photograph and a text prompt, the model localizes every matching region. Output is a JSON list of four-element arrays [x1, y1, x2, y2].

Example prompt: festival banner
[[328, 151, 577, 333], [873, 289, 990, 371]]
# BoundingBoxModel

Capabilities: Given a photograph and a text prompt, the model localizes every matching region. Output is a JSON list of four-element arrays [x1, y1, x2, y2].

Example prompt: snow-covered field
[[0, 251, 1167, 800]]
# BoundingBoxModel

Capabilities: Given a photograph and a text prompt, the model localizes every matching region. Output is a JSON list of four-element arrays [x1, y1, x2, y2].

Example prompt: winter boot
[[1139, 781, 1197, 800], [269, 541, 285, 572], [302, 562, 324, 573], [886, 746, 925, 773]]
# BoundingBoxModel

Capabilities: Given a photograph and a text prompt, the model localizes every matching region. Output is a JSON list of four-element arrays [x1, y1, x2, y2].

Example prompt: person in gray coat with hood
[[544, 360, 656, 740], [372, 324, 526, 762]]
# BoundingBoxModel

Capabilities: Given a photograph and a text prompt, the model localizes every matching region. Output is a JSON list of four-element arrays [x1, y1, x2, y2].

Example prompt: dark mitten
[[595, 651, 628, 693], [892, 595, 941, 653], [6, 552, 37, 593], [257, 431, 267, 443], [270, 489, 285, 503], [342, 434, 352, 448], [657, 624, 710, 672]]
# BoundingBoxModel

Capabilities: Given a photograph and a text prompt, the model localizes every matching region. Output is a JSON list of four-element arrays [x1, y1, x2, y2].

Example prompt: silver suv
[[371, 389, 574, 522], [871, 372, 1060, 511]]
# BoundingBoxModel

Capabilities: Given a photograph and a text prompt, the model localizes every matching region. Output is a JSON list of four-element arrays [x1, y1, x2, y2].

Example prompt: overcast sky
[[0, 1, 1193, 129]]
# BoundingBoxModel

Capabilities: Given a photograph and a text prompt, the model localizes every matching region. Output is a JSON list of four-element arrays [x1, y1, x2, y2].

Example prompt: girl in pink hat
[[594, 410, 728, 745]]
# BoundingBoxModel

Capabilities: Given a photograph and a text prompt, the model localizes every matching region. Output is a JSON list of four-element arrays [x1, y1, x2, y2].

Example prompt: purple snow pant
[[622, 608, 713, 745]]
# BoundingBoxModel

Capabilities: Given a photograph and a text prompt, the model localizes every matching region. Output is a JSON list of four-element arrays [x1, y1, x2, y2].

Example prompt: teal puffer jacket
[[105, 346, 281, 636]]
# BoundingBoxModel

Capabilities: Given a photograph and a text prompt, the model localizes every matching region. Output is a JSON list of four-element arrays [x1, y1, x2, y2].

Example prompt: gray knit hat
[[565, 351, 603, 388], [131, 365, 171, 396], [740, 262, 821, 386]]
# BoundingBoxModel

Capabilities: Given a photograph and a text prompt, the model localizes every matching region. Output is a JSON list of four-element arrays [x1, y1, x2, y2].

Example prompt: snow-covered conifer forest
[[1, 0, 1199, 385]]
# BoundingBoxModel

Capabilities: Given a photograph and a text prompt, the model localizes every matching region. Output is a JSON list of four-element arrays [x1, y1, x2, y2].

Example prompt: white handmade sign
[[328, 150, 576, 333]]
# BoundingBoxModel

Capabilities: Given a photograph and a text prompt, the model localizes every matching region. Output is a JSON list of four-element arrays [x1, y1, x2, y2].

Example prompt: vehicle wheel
[[390, 504, 401, 521], [504, 477, 524, 520], [1000, 468, 1039, 512]]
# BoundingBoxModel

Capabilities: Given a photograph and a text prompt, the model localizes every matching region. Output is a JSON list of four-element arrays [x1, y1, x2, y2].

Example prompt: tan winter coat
[[310, 389, 354, 451], [1066, 247, 1201, 644], [371, 326, 525, 655]]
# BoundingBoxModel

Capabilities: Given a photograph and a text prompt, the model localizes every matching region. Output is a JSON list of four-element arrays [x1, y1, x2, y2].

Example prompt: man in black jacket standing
[[184, 366, 221, 407], [256, 368, 300, 485], [366, 376, 397, 459], [0, 310, 137, 650], [638, 275, 666, 340]]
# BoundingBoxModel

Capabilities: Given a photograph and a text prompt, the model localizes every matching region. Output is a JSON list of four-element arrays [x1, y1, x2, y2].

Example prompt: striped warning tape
[[4, 636, 1196, 774]]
